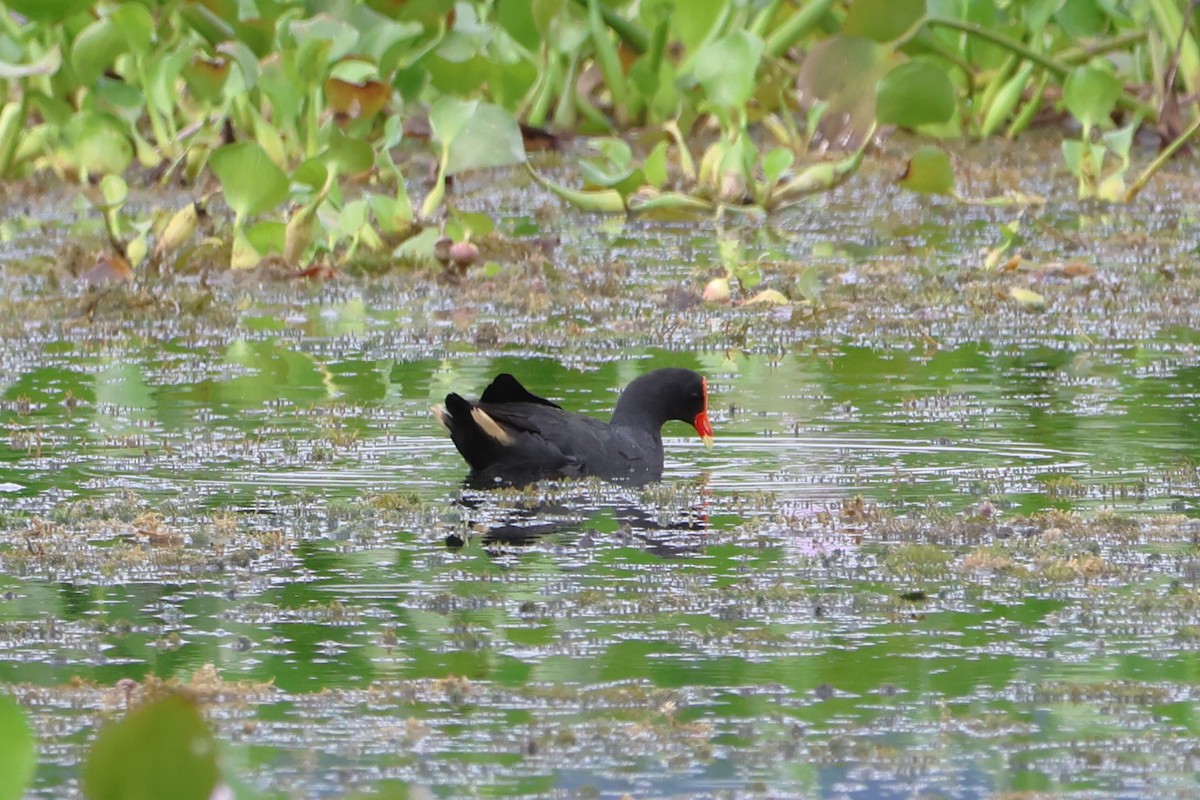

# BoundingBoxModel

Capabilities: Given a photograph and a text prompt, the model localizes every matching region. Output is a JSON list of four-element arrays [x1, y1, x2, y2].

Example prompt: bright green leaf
[[644, 141, 669, 188], [762, 148, 795, 186], [245, 220, 285, 255], [444, 103, 526, 176], [429, 97, 478, 150], [82, 694, 218, 800], [320, 132, 373, 177], [451, 208, 495, 238], [0, 694, 36, 800], [1063, 66, 1121, 131], [65, 111, 133, 175], [694, 30, 765, 110], [843, 0, 925, 42], [99, 174, 127, 209], [897, 145, 955, 195], [209, 142, 289, 219], [0, 45, 62, 79], [111, 3, 154, 56], [1009, 286, 1046, 309], [876, 59, 957, 127], [6, 0, 93, 22], [71, 17, 125, 87]]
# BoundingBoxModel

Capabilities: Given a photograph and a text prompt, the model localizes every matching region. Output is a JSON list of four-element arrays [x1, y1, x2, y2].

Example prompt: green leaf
[[99, 174, 128, 210], [209, 142, 289, 219], [6, 0, 93, 22], [245, 220, 285, 255], [497, 0, 540, 50], [0, 45, 62, 79], [1063, 66, 1121, 131], [693, 30, 765, 110], [320, 132, 373, 177], [762, 148, 795, 186], [876, 59, 957, 128], [842, 0, 925, 42], [0, 694, 36, 800], [111, 3, 154, 56], [82, 694, 219, 800], [179, 3, 235, 47], [450, 208, 495, 238], [443, 103, 526, 176], [897, 145, 955, 195], [643, 140, 669, 188], [429, 97, 478, 150], [71, 17, 125, 87], [218, 40, 261, 89], [65, 111, 133, 176]]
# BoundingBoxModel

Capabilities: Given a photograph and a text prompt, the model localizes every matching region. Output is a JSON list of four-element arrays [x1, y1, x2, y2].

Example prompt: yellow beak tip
[[701, 435, 714, 448]]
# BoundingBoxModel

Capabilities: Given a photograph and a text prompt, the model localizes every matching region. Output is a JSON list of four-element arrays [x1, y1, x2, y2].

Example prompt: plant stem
[[1125, 114, 1200, 201], [920, 16, 1159, 121], [566, 0, 648, 53], [764, 0, 835, 59]]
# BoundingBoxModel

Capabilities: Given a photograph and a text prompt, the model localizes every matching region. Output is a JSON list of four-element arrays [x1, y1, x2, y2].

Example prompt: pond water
[[5, 152, 1200, 798]]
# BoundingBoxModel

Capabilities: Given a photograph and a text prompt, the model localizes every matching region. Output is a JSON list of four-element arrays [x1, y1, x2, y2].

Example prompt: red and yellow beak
[[695, 377, 714, 447]]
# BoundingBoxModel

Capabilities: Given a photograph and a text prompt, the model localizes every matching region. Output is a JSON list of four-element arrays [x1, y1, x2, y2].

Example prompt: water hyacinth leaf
[[320, 132, 374, 177], [0, 45, 62, 79], [324, 78, 390, 122], [897, 145, 955, 195], [1009, 286, 1046, 309], [179, 2, 235, 45], [216, 41, 259, 89], [289, 15, 359, 70], [367, 0, 454, 24], [66, 112, 133, 175], [444, 103, 526, 176], [842, 0, 925, 42], [99, 174, 127, 209], [694, 30, 765, 110], [650, 0, 723, 52], [763, 148, 795, 186], [451, 209, 495, 238], [111, 3, 154, 56], [293, 158, 329, 191], [6, 0, 93, 21], [744, 288, 789, 305], [497, 0, 540, 50], [71, 17, 125, 87], [0, 694, 35, 800], [235, 17, 276, 59], [209, 142, 288, 219], [246, 220, 285, 255], [182, 57, 231, 102], [643, 140, 669, 188], [876, 60, 957, 127], [796, 36, 890, 148], [429, 97, 477, 151], [1063, 66, 1121, 131], [82, 694, 219, 800]]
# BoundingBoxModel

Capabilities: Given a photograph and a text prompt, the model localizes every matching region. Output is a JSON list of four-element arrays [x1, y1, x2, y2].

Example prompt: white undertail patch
[[431, 404, 451, 432], [471, 408, 513, 444]]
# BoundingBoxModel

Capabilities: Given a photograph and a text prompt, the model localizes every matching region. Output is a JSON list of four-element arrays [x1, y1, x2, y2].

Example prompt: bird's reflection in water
[[449, 476, 712, 558]]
